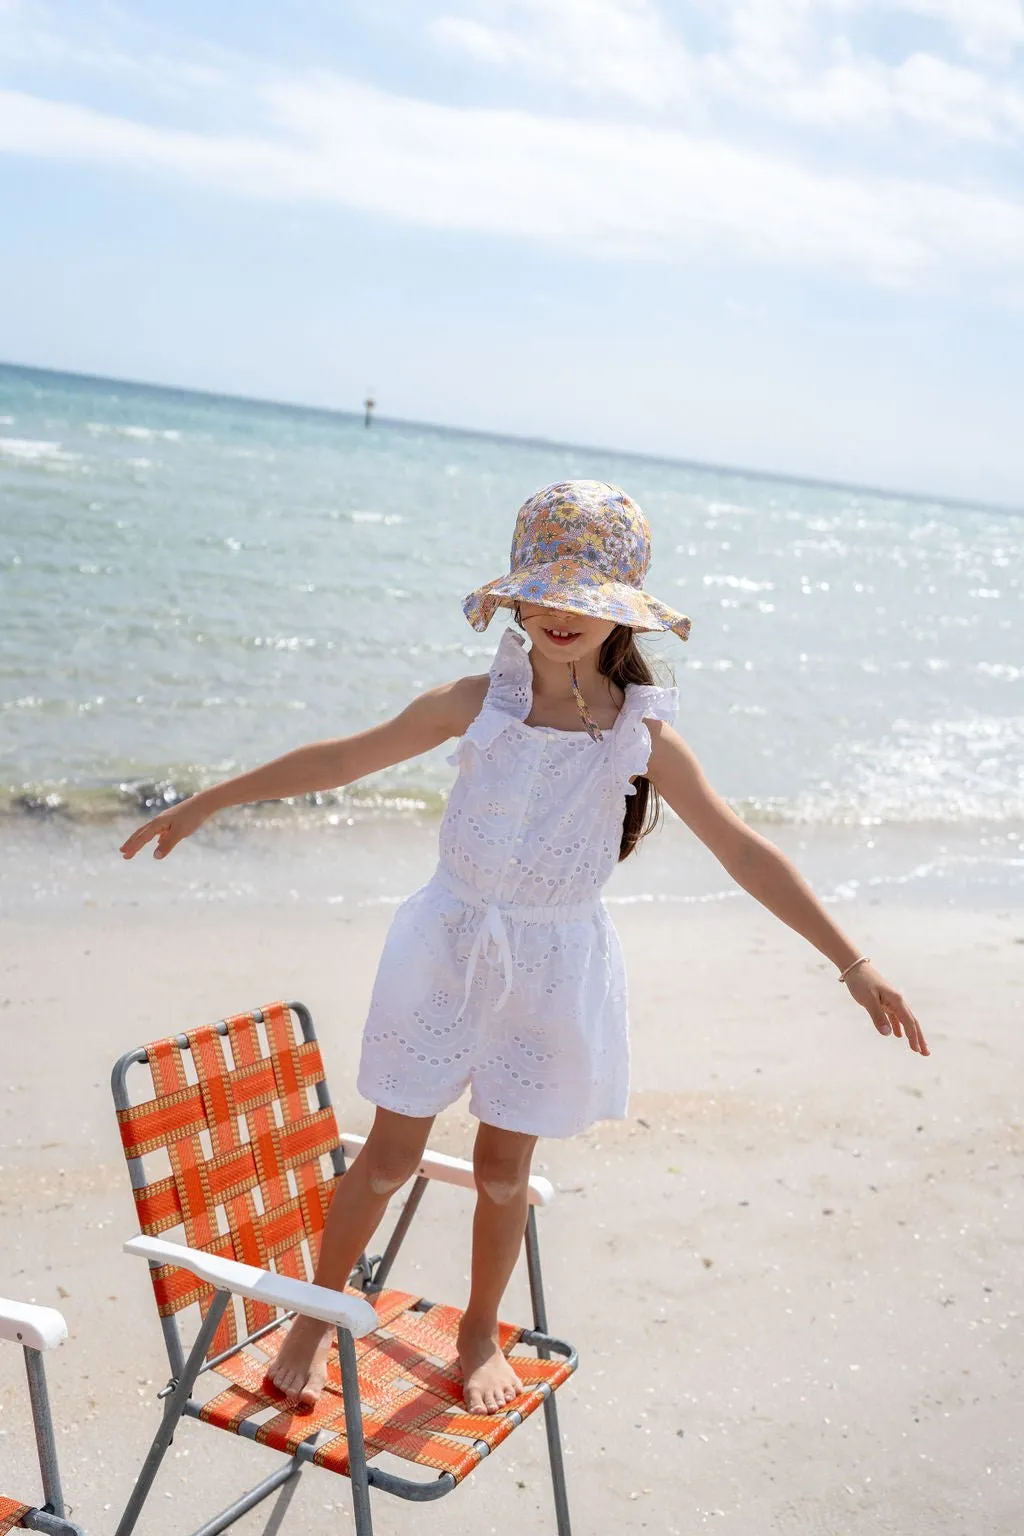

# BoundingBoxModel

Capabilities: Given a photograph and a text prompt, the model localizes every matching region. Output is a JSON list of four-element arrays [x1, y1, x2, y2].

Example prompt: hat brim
[[463, 561, 691, 641]]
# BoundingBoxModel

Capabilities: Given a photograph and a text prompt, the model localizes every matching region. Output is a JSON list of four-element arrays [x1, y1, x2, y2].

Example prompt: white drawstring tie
[[436, 866, 600, 1024], [457, 902, 515, 1022]]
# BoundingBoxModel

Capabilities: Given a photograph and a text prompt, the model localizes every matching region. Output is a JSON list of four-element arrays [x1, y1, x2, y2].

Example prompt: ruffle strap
[[482, 626, 533, 718], [615, 684, 678, 796], [446, 626, 532, 767]]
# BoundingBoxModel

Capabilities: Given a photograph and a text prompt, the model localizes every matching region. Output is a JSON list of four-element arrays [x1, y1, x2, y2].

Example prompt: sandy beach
[[3, 13, 1022, 1527], [2, 885, 1021, 1535]]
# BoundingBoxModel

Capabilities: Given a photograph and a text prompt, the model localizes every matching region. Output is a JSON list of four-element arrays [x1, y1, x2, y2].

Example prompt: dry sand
[[1, 894, 1021, 1535]]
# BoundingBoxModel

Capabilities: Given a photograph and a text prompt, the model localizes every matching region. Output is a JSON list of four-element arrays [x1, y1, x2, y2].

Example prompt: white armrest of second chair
[[123, 1236, 379, 1339], [339, 1133, 555, 1207], [0, 1297, 68, 1351]]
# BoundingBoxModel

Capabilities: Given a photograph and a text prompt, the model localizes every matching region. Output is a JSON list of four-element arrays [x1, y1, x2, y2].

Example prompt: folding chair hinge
[[351, 1255, 378, 1291]]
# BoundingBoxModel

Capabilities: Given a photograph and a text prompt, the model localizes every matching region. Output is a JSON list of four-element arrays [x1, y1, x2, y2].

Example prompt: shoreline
[[2, 810, 1020, 918]]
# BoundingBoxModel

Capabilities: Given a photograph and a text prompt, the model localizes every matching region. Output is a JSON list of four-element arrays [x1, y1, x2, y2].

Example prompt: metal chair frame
[[110, 1001, 575, 1536]]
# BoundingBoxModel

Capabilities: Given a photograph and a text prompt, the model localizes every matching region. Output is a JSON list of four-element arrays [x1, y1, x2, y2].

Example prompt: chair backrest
[[112, 1001, 344, 1361]]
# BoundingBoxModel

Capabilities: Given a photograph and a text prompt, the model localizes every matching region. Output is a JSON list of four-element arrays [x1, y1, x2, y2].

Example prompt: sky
[[0, 0, 1022, 504]]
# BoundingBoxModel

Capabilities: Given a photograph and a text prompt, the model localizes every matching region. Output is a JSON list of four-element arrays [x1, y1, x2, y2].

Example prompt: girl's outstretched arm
[[119, 673, 489, 863], [646, 721, 929, 1056]]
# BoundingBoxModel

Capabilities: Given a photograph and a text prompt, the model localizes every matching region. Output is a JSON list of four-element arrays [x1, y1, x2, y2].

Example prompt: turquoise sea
[[1, 362, 1021, 910]]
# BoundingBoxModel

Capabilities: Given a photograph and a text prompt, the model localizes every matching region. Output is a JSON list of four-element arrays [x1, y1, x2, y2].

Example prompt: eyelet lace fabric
[[356, 627, 678, 1138]]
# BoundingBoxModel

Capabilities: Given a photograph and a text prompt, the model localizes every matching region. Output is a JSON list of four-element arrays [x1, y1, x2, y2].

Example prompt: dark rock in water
[[14, 790, 68, 817], [121, 780, 192, 814]]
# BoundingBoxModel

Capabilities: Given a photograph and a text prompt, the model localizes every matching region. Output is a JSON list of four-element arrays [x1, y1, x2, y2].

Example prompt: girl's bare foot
[[457, 1320, 522, 1414], [264, 1315, 333, 1408]]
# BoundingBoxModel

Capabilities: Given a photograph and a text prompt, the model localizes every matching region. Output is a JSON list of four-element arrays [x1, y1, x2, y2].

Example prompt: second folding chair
[[0, 1296, 83, 1536]]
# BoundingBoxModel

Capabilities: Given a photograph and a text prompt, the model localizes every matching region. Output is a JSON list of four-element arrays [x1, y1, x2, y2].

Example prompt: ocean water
[[1, 363, 1021, 906]]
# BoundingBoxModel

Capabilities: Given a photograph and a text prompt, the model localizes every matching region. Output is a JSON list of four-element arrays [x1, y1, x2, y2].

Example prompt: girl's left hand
[[843, 962, 930, 1056]]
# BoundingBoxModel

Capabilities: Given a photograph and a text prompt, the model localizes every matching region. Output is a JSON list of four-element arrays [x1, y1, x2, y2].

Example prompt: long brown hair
[[598, 625, 664, 861]]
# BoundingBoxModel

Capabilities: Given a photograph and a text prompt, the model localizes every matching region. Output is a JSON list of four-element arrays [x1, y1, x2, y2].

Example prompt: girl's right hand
[[120, 793, 214, 861]]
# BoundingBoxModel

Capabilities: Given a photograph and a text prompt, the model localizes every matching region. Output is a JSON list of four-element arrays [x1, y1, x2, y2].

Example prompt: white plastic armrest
[[339, 1133, 555, 1208], [123, 1236, 379, 1339], [0, 1297, 68, 1351]]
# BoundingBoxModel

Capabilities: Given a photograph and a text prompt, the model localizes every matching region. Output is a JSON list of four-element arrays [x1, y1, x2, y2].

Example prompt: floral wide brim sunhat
[[463, 479, 692, 640]]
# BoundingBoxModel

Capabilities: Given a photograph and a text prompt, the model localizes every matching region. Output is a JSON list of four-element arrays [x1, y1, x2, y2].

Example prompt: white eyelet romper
[[356, 627, 678, 1138]]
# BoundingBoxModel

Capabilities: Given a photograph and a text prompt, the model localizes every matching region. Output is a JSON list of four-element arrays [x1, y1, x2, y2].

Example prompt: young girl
[[120, 479, 928, 1417]]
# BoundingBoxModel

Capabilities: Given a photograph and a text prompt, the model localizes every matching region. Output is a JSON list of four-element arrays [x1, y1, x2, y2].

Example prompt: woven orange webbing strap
[[0, 1499, 30, 1536], [116, 1003, 340, 1357], [199, 1288, 575, 1483], [115, 1000, 578, 1485]]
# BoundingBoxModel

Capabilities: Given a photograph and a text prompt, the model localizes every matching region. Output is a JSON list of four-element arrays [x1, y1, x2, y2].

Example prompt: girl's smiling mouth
[[543, 628, 582, 646]]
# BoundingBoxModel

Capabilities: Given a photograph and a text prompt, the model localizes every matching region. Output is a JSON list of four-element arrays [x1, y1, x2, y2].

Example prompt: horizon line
[[1, 357, 1019, 518]]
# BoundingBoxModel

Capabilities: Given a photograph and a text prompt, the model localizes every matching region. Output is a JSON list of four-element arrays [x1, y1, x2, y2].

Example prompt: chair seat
[[0, 1499, 30, 1536], [199, 1286, 575, 1483]]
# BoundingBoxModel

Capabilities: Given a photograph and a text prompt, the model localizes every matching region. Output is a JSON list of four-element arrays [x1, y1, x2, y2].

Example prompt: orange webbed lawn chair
[[0, 1298, 84, 1536], [110, 1001, 576, 1536]]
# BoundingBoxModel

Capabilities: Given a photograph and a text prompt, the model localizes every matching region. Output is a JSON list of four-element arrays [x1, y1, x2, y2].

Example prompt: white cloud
[[430, 0, 692, 106], [876, 0, 1023, 63], [731, 46, 1024, 141], [711, 0, 1022, 66], [1, 73, 1022, 290], [0, 3, 1020, 297], [431, 0, 1024, 146], [0, 88, 271, 181]]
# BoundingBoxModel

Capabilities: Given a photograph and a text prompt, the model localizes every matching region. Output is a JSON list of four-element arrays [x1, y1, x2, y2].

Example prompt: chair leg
[[23, 1349, 66, 1519], [540, 1392, 573, 1536], [114, 1290, 231, 1536], [525, 1209, 573, 1536], [190, 1459, 302, 1536], [336, 1326, 374, 1536]]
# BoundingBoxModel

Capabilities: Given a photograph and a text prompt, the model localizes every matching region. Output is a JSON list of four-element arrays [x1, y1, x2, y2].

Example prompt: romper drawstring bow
[[439, 865, 606, 1025], [456, 902, 515, 1022]]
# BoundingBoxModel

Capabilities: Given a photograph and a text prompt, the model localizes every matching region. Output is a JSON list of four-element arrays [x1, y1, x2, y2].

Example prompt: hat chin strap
[[568, 661, 605, 743], [516, 601, 604, 741]]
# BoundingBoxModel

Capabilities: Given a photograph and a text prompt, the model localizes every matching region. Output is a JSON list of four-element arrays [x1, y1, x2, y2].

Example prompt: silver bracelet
[[838, 955, 871, 984]]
